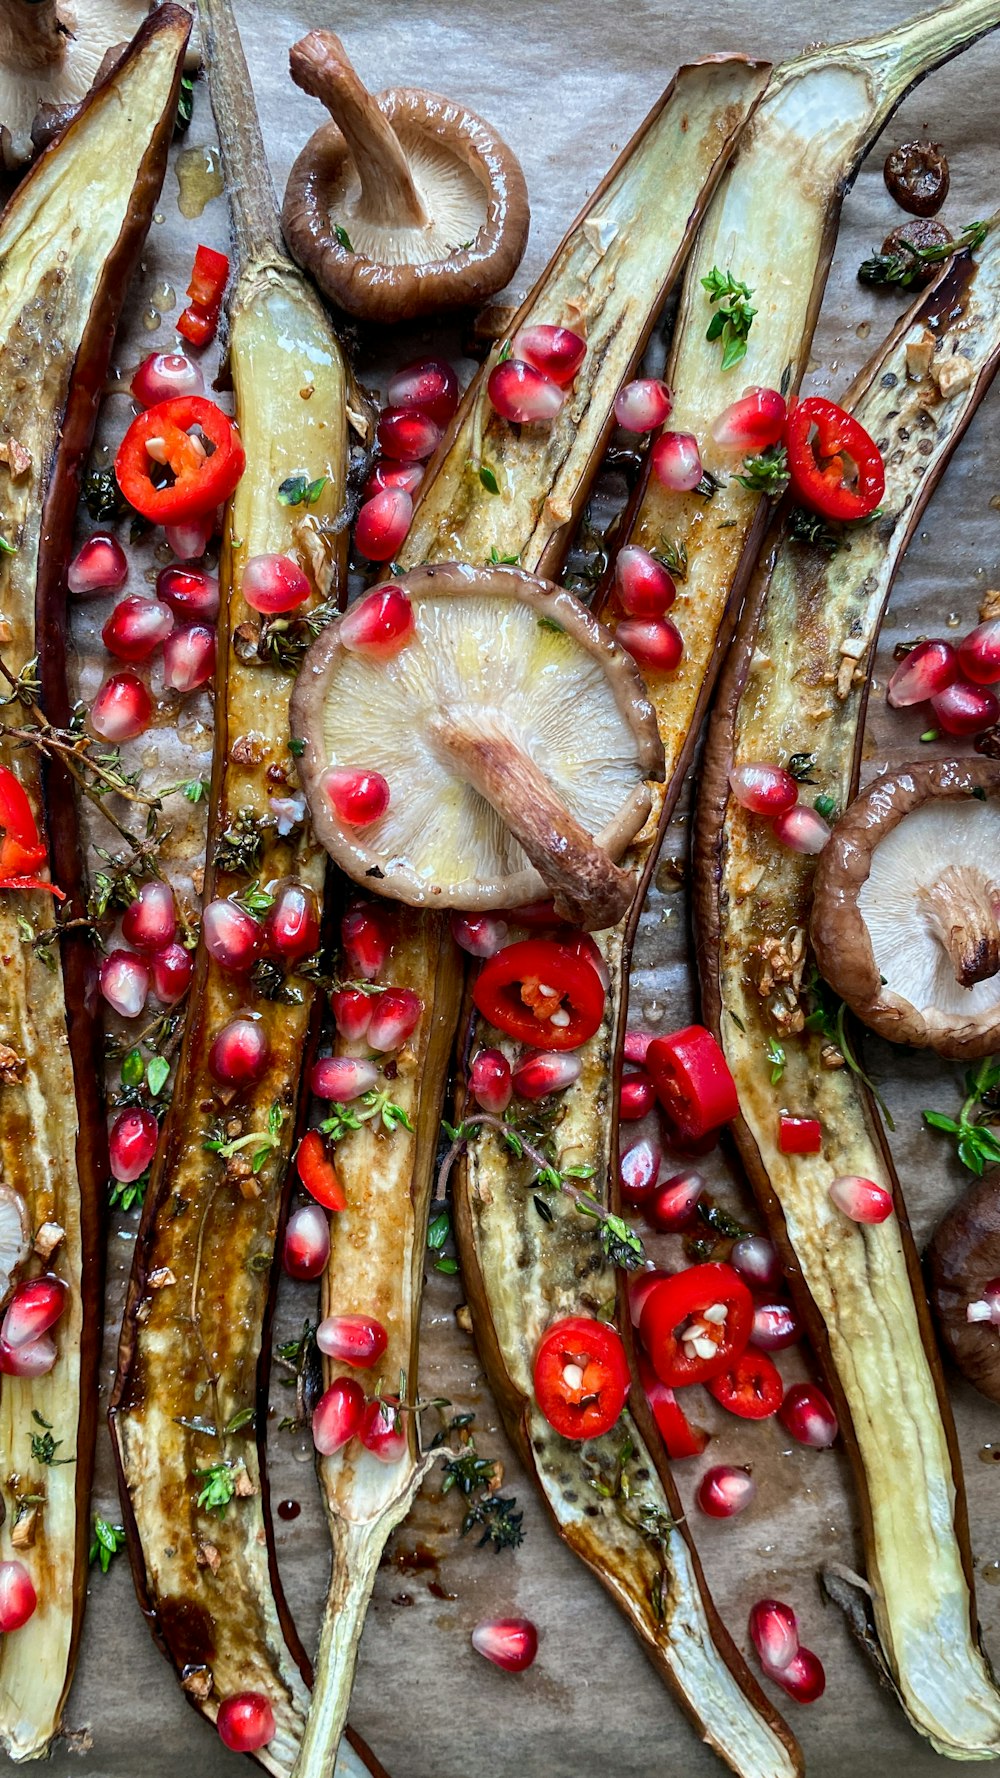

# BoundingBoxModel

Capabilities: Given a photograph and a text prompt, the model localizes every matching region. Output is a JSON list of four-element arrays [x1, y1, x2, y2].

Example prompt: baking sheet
[[44, 1, 1000, 1773]]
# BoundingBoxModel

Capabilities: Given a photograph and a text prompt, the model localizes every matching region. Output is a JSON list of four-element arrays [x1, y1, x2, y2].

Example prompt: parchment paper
[[41, 2, 1000, 1774]]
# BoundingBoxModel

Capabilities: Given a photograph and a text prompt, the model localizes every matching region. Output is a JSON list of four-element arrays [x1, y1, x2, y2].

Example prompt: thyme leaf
[[701, 266, 756, 370]]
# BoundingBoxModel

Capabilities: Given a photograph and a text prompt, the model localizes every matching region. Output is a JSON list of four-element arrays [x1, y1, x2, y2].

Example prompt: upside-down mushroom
[[282, 29, 529, 323], [291, 563, 665, 930], [810, 757, 1000, 1059], [927, 1170, 1000, 1405], [0, 0, 150, 168]]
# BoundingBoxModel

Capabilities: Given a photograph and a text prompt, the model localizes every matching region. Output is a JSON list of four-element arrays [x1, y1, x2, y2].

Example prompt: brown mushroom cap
[[281, 30, 529, 324], [290, 562, 665, 931], [927, 1170, 1000, 1405], [0, 0, 150, 168], [810, 757, 1000, 1060]]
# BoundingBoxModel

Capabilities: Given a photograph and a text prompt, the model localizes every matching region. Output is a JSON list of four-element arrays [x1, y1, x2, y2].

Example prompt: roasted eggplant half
[[695, 229, 1000, 1755]]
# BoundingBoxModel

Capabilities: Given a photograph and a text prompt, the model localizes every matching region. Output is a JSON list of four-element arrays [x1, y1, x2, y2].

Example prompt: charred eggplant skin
[[694, 238, 1000, 1756], [0, 9, 190, 1760]]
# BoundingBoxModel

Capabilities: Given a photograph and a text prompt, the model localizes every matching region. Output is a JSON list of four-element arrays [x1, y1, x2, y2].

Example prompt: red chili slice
[[645, 1024, 739, 1139], [472, 937, 606, 1051], [778, 1115, 822, 1156], [533, 1315, 630, 1440], [707, 1348, 784, 1419], [115, 395, 245, 523], [638, 1353, 708, 1458], [639, 1262, 753, 1389], [786, 396, 885, 522], [0, 765, 60, 895]]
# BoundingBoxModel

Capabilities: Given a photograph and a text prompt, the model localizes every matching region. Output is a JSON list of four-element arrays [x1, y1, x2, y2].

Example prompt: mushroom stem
[[918, 865, 1000, 988], [430, 714, 639, 931], [0, 0, 66, 74], [289, 30, 429, 232]]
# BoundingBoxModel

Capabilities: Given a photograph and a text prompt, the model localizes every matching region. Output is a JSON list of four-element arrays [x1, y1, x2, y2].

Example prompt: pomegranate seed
[[646, 1168, 704, 1231], [651, 431, 703, 491], [513, 1050, 581, 1100], [342, 903, 389, 980], [697, 1465, 757, 1519], [355, 486, 412, 561], [451, 913, 509, 957], [316, 1314, 389, 1368], [367, 988, 422, 1052], [487, 359, 565, 424], [967, 1277, 1000, 1325], [0, 1562, 37, 1633], [322, 767, 390, 827], [102, 595, 174, 663], [311, 1055, 379, 1101], [296, 1130, 346, 1213], [629, 1269, 670, 1327], [386, 357, 459, 428], [152, 942, 193, 1006], [778, 1114, 822, 1155], [752, 1300, 800, 1350], [778, 1381, 838, 1448], [829, 1174, 893, 1224], [165, 514, 214, 561], [931, 679, 1000, 736], [122, 880, 176, 953], [376, 407, 442, 462], [748, 1599, 799, 1673], [209, 1017, 270, 1088], [67, 532, 128, 598], [471, 1616, 539, 1673], [202, 899, 262, 973], [313, 1378, 365, 1456], [163, 623, 216, 693], [620, 1070, 655, 1121], [156, 564, 220, 621], [614, 378, 672, 432], [109, 1107, 159, 1182], [89, 672, 153, 741], [340, 587, 415, 659], [616, 616, 684, 674], [711, 387, 786, 452], [772, 1647, 825, 1704], [729, 1235, 783, 1291], [470, 1047, 512, 1115], [772, 805, 831, 855], [2, 1276, 66, 1348], [131, 349, 204, 407], [958, 619, 1000, 686], [331, 989, 374, 1042], [513, 324, 586, 386], [283, 1203, 330, 1280], [729, 763, 798, 818], [363, 460, 425, 501], [887, 637, 957, 706], [619, 1136, 661, 1206], [264, 882, 320, 966], [241, 553, 311, 615], [359, 1394, 408, 1462], [623, 1031, 654, 1066], [0, 1333, 55, 1377], [615, 546, 676, 618], [217, 1692, 276, 1754], [100, 949, 150, 1019]]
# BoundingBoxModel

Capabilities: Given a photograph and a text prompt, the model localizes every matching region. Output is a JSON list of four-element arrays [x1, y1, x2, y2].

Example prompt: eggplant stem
[[289, 31, 429, 231], [197, 0, 285, 268]]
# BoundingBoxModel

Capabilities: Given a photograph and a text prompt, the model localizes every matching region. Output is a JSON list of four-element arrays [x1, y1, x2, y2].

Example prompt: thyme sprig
[[858, 219, 989, 288], [701, 265, 756, 370], [319, 1087, 414, 1143], [924, 1056, 1000, 1176], [204, 1101, 287, 1174], [736, 445, 789, 496], [804, 969, 894, 1131]]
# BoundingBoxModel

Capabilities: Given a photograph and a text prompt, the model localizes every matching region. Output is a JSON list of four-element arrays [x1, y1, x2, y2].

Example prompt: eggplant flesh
[[293, 56, 772, 1778], [0, 11, 188, 1760], [696, 234, 1000, 1757]]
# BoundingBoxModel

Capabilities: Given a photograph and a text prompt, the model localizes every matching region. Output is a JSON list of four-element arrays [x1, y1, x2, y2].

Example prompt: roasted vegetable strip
[[110, 4, 374, 1771], [696, 234, 1000, 1757], [0, 11, 189, 1759], [293, 56, 771, 1778]]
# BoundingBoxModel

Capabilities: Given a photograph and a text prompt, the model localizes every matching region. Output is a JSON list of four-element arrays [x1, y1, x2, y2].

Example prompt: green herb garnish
[[924, 1057, 1000, 1176], [735, 444, 789, 495], [277, 472, 328, 508], [858, 220, 989, 289], [701, 266, 756, 370], [90, 1519, 127, 1572]]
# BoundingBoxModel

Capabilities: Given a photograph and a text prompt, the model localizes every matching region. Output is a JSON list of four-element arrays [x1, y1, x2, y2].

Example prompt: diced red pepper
[[177, 243, 229, 349], [645, 1025, 739, 1140], [778, 1115, 822, 1156]]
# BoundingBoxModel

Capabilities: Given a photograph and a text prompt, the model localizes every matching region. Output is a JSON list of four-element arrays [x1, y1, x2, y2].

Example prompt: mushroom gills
[[326, 125, 489, 265], [860, 802, 1000, 1008], [0, 0, 151, 167]]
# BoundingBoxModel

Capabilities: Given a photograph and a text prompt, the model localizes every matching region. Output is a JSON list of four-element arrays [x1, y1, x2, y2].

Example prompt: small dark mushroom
[[881, 218, 952, 290], [927, 1171, 1000, 1404], [290, 562, 665, 931], [883, 140, 950, 216], [281, 30, 529, 324], [810, 758, 1000, 1059]]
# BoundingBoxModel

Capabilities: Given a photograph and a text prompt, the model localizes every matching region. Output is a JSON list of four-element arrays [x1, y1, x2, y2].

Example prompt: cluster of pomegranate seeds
[[471, 1047, 512, 1114], [316, 1314, 388, 1368], [614, 377, 672, 433], [829, 1173, 893, 1224], [110, 1107, 159, 1182], [887, 626, 1000, 736], [131, 349, 204, 408], [2, 1276, 66, 1348], [340, 586, 415, 659], [216, 1692, 276, 1754], [651, 430, 703, 492], [355, 357, 459, 559], [0, 1560, 37, 1633], [471, 1616, 539, 1673], [283, 1203, 331, 1280], [697, 1464, 756, 1519], [748, 1599, 826, 1704], [68, 532, 128, 599], [157, 564, 220, 621], [488, 326, 586, 426], [730, 761, 831, 856], [322, 766, 391, 827], [209, 1016, 270, 1087]]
